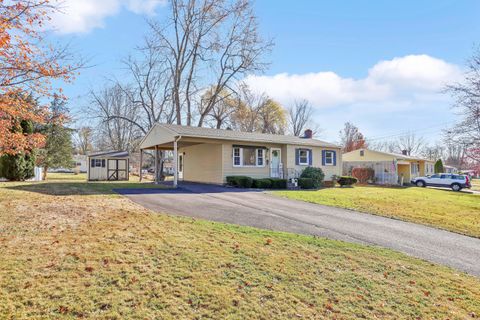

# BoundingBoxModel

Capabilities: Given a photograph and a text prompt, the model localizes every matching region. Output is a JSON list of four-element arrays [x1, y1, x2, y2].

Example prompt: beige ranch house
[[343, 148, 435, 185], [139, 124, 342, 187]]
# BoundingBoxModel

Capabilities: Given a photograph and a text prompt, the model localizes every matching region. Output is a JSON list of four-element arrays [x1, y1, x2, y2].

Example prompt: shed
[[87, 151, 129, 181]]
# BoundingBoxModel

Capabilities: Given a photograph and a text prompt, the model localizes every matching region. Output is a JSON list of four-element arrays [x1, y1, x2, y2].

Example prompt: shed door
[[107, 159, 128, 181]]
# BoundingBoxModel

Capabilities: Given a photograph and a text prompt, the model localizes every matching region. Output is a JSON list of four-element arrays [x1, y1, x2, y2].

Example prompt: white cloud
[[245, 55, 462, 110], [50, 0, 166, 34]]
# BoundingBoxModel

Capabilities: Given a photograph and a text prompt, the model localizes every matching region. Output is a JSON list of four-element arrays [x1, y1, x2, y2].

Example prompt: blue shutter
[[308, 149, 312, 166], [332, 151, 337, 166], [295, 149, 300, 165], [322, 150, 326, 166]]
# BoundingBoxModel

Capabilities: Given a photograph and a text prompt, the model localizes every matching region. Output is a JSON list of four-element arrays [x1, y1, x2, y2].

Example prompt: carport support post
[[173, 139, 178, 188], [139, 149, 143, 182]]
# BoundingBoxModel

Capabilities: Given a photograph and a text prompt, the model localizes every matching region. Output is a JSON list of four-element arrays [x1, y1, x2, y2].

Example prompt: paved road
[[117, 184, 480, 277]]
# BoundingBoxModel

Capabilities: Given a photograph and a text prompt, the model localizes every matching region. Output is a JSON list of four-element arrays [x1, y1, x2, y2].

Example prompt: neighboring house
[[73, 155, 88, 173], [139, 124, 342, 186], [342, 148, 435, 185], [444, 165, 458, 174], [87, 151, 129, 181]]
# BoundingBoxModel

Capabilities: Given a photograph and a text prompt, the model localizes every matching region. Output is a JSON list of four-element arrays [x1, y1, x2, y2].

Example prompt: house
[[73, 155, 88, 173], [342, 148, 435, 185], [139, 124, 342, 187], [87, 151, 129, 181], [444, 165, 458, 174]]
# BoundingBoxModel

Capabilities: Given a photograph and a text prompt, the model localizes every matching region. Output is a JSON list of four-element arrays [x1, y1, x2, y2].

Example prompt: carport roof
[[142, 123, 340, 148]]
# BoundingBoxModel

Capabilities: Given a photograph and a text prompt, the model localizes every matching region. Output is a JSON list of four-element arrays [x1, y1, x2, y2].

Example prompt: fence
[[343, 161, 398, 185]]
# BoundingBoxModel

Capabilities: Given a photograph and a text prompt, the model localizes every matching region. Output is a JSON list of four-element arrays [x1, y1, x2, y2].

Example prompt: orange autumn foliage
[[0, 0, 76, 155]]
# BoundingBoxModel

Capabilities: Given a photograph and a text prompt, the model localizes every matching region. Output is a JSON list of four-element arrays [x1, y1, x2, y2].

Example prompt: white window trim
[[298, 149, 309, 166], [232, 147, 266, 168], [324, 151, 334, 166]]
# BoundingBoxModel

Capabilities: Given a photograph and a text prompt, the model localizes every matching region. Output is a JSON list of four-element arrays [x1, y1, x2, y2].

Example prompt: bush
[[270, 178, 287, 189], [226, 176, 253, 188], [337, 176, 358, 187], [351, 167, 374, 184], [298, 178, 315, 189], [253, 178, 272, 189], [300, 167, 325, 188]]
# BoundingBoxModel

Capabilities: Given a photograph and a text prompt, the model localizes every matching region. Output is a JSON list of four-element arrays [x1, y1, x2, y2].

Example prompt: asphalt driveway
[[117, 183, 480, 277]]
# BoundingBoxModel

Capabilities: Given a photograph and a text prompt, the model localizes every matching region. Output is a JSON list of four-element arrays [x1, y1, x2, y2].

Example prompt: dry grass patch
[[275, 186, 480, 238], [1, 175, 480, 319]]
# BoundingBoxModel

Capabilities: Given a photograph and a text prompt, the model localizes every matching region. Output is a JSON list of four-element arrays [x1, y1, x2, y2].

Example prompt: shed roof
[[145, 123, 339, 148], [87, 151, 129, 158]]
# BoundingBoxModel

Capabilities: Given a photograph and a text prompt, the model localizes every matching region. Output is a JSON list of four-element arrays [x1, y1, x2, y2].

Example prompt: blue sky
[[51, 0, 480, 143]]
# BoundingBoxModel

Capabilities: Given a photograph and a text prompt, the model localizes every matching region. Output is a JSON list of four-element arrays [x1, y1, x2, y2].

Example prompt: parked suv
[[411, 173, 471, 191]]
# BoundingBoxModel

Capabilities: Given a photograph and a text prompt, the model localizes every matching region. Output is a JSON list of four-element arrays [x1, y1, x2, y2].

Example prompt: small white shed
[[87, 151, 129, 181]]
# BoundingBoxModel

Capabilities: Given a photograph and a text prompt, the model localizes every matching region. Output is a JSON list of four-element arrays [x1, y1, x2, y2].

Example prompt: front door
[[270, 148, 282, 178], [178, 154, 184, 180]]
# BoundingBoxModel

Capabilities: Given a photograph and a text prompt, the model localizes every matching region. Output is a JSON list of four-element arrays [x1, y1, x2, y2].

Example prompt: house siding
[[222, 142, 284, 181], [179, 143, 223, 184], [285, 145, 342, 181]]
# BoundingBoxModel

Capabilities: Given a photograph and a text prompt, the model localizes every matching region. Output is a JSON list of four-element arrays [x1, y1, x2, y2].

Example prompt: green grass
[[1, 174, 480, 319], [275, 185, 480, 238], [472, 179, 480, 191]]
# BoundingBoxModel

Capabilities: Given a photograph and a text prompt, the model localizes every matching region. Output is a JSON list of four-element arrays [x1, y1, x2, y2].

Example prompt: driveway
[[117, 183, 480, 277]]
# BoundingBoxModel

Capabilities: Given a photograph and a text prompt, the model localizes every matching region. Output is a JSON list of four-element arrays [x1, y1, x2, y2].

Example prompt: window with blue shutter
[[323, 150, 336, 166]]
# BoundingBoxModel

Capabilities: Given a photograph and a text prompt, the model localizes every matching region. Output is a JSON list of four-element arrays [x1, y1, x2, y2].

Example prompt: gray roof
[[159, 124, 340, 148], [87, 150, 129, 158], [361, 148, 432, 162]]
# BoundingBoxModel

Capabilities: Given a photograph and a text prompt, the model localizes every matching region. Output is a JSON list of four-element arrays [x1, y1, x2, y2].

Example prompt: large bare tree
[[148, 0, 273, 126], [446, 49, 480, 163], [393, 132, 425, 156], [89, 84, 142, 153]]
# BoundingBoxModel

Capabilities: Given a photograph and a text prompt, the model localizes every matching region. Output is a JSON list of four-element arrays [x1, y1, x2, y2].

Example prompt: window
[[360, 150, 365, 157], [325, 151, 334, 165], [91, 159, 105, 168], [411, 163, 419, 174], [232, 147, 265, 167], [233, 148, 241, 166], [299, 149, 309, 165], [257, 149, 264, 166], [430, 174, 440, 179]]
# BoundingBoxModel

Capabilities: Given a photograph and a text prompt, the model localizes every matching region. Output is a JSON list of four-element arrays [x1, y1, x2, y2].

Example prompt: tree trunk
[[42, 166, 48, 181], [155, 149, 164, 182]]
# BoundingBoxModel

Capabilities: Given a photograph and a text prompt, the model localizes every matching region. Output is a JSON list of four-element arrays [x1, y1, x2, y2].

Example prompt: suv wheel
[[416, 180, 425, 187], [451, 183, 462, 192]]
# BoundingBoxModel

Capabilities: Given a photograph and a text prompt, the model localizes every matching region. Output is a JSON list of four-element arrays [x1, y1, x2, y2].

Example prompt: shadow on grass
[[6, 181, 168, 196]]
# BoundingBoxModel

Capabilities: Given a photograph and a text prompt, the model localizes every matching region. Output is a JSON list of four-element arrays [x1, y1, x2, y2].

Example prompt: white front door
[[178, 154, 184, 180], [270, 148, 282, 178]]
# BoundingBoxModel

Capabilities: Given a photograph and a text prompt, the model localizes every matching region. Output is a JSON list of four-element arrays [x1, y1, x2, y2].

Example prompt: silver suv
[[411, 173, 472, 191]]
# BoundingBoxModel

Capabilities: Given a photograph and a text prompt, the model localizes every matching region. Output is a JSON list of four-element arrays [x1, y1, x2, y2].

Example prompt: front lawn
[[472, 178, 480, 191], [1, 175, 480, 319], [275, 186, 480, 238]]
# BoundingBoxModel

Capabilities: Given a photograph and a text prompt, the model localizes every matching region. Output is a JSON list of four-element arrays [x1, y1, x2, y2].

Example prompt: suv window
[[440, 174, 452, 179], [430, 174, 440, 178], [452, 175, 465, 180]]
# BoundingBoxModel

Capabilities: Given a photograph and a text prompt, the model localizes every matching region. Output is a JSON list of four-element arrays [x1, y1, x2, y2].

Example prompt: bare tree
[[288, 100, 312, 136], [74, 127, 94, 155], [148, 0, 273, 126], [420, 143, 445, 161], [445, 49, 480, 163], [393, 132, 425, 156], [89, 84, 142, 153], [339, 122, 368, 152]]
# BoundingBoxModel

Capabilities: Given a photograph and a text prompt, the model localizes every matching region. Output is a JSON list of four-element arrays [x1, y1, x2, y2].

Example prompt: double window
[[233, 147, 266, 167], [91, 159, 105, 168]]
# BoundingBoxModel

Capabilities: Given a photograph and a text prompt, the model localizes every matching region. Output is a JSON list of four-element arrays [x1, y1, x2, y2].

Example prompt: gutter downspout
[[173, 135, 182, 188]]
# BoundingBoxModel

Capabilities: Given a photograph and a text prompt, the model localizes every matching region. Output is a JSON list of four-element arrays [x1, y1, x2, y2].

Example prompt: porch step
[[287, 182, 301, 190]]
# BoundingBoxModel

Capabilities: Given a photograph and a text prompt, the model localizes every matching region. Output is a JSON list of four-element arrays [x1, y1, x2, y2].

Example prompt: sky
[[48, 0, 480, 143]]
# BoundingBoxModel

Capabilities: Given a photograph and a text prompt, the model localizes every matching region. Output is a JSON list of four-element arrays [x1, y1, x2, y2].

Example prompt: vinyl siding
[[285, 145, 342, 181], [222, 142, 285, 181], [179, 143, 223, 184]]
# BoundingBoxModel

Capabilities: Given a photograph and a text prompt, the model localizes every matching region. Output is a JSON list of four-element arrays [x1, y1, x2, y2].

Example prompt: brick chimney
[[303, 129, 313, 139], [401, 150, 408, 155]]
